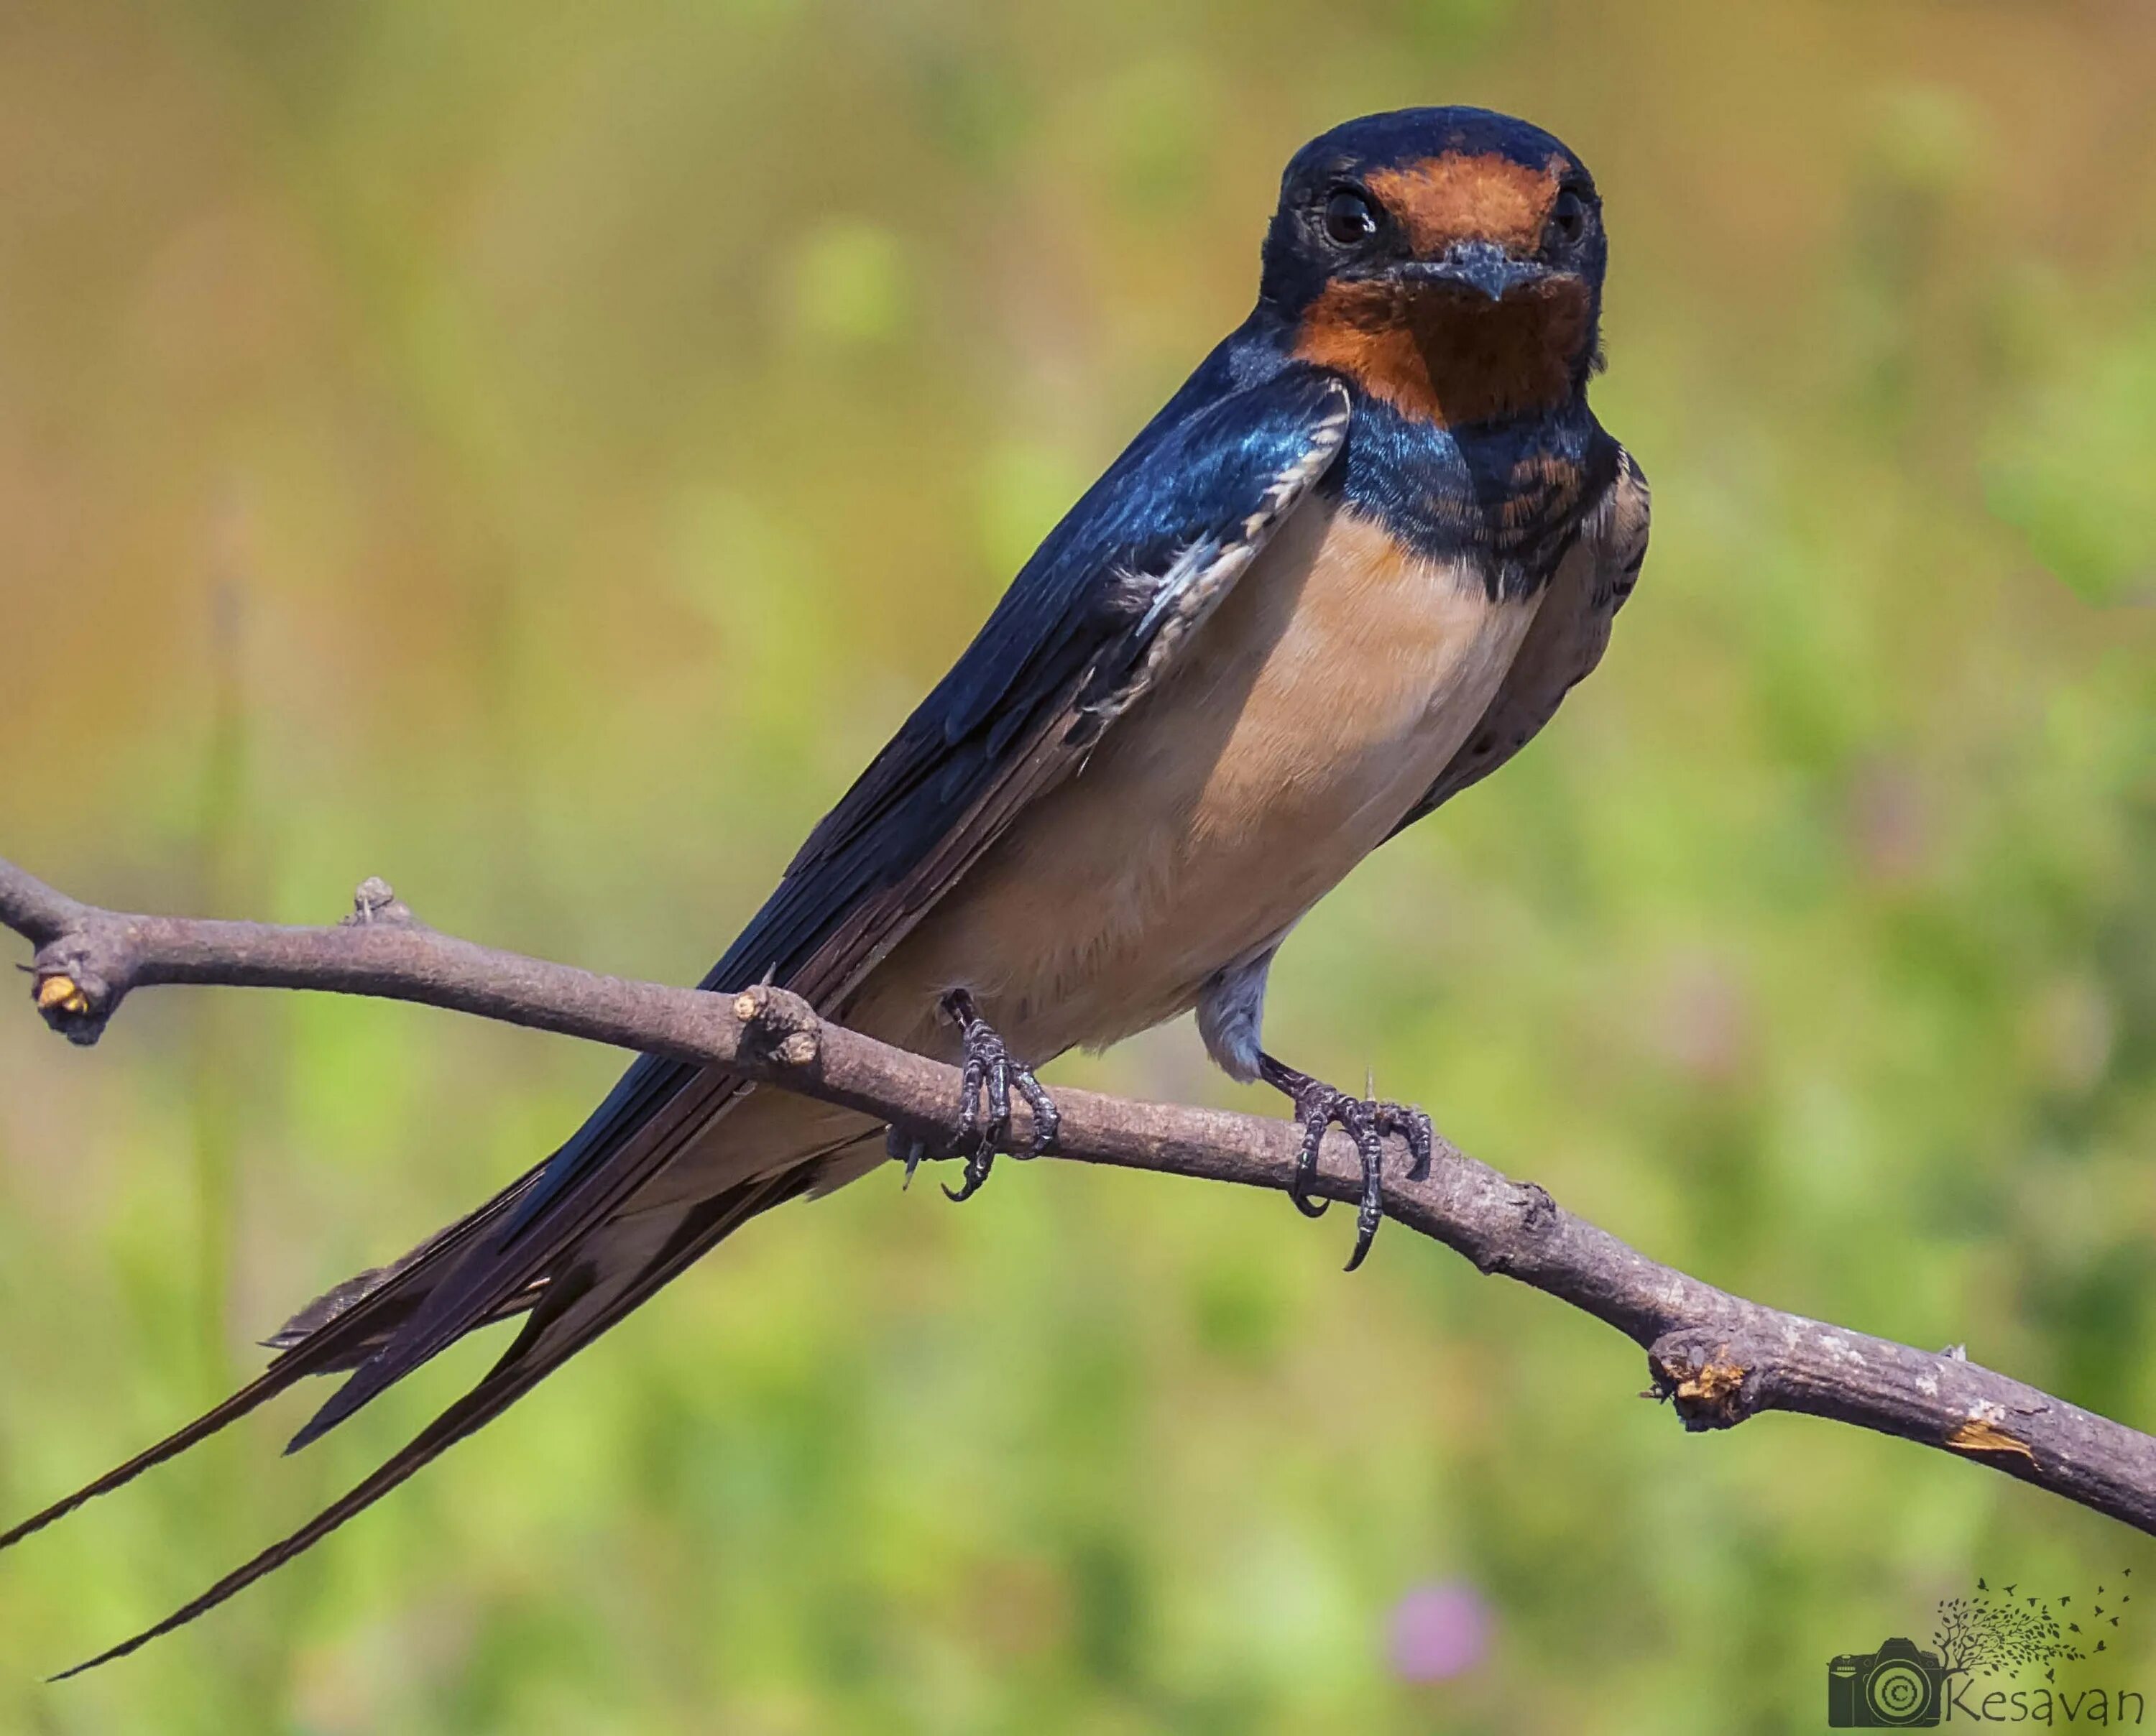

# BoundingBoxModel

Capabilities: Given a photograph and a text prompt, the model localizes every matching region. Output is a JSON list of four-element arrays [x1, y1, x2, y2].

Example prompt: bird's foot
[[888, 989, 1058, 1203], [1258, 1053, 1432, 1273]]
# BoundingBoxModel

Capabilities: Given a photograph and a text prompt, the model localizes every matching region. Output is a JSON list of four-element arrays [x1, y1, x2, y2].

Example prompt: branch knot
[[26, 938, 118, 1047], [1648, 1329, 1760, 1431], [730, 984, 821, 1071], [341, 877, 418, 928]]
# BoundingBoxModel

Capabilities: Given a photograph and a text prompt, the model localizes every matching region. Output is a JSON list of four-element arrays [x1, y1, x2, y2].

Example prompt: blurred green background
[[2, 1, 2154, 1730]]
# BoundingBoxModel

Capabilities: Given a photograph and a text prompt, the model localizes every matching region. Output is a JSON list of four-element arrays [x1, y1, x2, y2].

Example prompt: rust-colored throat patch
[[1296, 274, 1594, 428]]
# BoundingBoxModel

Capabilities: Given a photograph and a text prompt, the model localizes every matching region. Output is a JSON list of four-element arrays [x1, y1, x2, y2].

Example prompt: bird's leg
[[934, 987, 1057, 1203], [1256, 1053, 1433, 1272]]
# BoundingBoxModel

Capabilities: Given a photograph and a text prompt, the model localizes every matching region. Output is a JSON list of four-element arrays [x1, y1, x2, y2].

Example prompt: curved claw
[[1260, 1052, 1433, 1269], [943, 1147, 994, 1203], [1344, 1115, 1386, 1273], [885, 1125, 930, 1190], [934, 989, 1056, 1203], [1288, 1116, 1331, 1219], [1373, 1102, 1434, 1183]]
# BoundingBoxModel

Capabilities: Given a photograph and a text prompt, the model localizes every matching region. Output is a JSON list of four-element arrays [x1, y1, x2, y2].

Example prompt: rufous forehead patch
[[1363, 152, 1565, 254]]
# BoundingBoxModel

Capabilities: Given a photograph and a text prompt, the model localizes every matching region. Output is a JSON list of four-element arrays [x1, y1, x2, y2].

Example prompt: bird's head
[[1261, 107, 1606, 428]]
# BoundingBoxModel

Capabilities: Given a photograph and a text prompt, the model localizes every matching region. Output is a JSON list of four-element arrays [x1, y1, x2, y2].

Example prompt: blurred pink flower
[[1388, 1579, 1493, 1681]]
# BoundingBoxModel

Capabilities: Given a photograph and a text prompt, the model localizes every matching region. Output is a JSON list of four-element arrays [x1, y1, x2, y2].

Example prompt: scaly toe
[[935, 989, 1056, 1201], [1260, 1054, 1431, 1268], [1373, 1101, 1434, 1183]]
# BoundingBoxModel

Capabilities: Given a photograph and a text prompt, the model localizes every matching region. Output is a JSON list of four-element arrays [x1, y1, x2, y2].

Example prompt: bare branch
[[5, 852, 2153, 1533]]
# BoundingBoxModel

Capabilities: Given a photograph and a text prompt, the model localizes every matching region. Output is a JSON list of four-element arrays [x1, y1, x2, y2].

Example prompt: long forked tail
[[0, 1155, 555, 1555], [43, 1163, 814, 1679], [4, 1045, 723, 1603]]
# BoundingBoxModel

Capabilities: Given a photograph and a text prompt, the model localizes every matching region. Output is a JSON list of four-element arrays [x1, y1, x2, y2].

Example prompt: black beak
[[1406, 241, 1549, 302]]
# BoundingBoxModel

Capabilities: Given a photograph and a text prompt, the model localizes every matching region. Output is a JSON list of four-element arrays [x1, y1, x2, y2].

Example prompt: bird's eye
[[1547, 188, 1590, 249], [1322, 188, 1381, 247]]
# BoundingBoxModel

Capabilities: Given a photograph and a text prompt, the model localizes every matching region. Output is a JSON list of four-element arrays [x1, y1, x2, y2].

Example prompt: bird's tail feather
[[0, 1153, 555, 1555], [50, 1161, 820, 1680], [280, 1065, 747, 1455], [261, 1168, 557, 1361]]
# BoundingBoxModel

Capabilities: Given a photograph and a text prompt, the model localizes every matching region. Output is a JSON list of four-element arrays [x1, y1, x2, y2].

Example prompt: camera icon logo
[[1827, 1637, 1945, 1726]]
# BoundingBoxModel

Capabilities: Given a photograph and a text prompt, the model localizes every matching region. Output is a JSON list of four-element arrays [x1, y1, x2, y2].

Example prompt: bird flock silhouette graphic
[[1932, 1569, 2132, 1684]]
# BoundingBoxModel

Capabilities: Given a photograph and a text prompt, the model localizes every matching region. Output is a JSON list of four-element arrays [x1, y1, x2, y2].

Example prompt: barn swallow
[[9, 105, 1649, 1671]]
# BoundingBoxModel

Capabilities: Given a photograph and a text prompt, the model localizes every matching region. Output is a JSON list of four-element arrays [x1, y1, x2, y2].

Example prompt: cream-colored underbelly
[[620, 500, 1539, 1216], [846, 497, 1541, 1064]]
